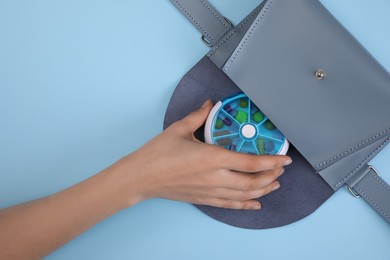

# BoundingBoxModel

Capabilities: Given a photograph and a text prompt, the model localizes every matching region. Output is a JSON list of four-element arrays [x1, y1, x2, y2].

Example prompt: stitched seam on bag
[[371, 172, 390, 193], [223, 0, 273, 72], [174, 0, 214, 42], [355, 187, 390, 221], [316, 127, 390, 170], [355, 173, 390, 221], [333, 137, 390, 189], [200, 0, 229, 29], [208, 3, 265, 57]]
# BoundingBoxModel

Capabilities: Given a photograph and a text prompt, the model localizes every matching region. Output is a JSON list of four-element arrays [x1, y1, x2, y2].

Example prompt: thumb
[[180, 99, 213, 132]]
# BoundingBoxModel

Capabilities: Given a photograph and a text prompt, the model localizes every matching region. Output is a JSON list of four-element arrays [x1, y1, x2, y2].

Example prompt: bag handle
[[346, 163, 390, 222], [169, 0, 233, 47]]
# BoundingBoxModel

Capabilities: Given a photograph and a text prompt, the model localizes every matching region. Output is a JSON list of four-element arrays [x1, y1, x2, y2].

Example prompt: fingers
[[223, 168, 284, 191], [193, 169, 284, 210], [196, 198, 262, 210], [177, 99, 213, 133], [193, 180, 280, 210], [197, 180, 280, 210], [221, 150, 292, 172], [212, 180, 281, 201]]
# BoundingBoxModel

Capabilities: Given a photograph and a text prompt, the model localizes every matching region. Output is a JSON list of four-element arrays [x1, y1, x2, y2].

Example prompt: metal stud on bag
[[315, 69, 326, 80]]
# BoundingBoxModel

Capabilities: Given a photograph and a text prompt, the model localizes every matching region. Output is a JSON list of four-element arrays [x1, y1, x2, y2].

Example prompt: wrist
[[103, 155, 150, 209]]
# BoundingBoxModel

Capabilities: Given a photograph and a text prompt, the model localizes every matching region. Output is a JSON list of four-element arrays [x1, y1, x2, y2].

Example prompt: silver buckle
[[201, 17, 233, 47], [347, 165, 380, 198]]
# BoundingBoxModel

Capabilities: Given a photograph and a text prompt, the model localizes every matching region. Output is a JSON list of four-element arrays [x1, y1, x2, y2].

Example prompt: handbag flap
[[222, 0, 390, 178]]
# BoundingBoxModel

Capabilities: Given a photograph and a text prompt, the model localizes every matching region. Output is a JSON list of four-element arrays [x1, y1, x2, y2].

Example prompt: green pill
[[253, 111, 264, 123], [239, 99, 248, 108], [257, 138, 265, 154], [264, 120, 276, 130], [235, 110, 248, 124], [214, 130, 230, 137], [216, 138, 232, 146], [215, 119, 223, 129]]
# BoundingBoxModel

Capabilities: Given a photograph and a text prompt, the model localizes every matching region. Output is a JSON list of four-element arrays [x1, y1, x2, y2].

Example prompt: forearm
[[0, 101, 290, 259], [0, 158, 140, 260]]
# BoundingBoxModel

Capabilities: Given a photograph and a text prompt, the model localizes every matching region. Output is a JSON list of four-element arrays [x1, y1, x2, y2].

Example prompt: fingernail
[[271, 182, 281, 192], [279, 168, 285, 176], [282, 157, 293, 166], [252, 202, 261, 210], [201, 99, 211, 108]]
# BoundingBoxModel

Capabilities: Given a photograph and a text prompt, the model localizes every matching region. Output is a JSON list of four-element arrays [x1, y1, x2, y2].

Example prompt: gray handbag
[[164, 0, 390, 229]]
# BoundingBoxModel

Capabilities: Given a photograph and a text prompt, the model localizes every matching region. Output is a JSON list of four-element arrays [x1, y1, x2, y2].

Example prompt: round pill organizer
[[204, 93, 289, 155]]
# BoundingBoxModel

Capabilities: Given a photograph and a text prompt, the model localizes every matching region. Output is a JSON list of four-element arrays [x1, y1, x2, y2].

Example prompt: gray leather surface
[[163, 57, 334, 229], [207, 1, 266, 68], [222, 0, 390, 188], [170, 0, 232, 47], [347, 165, 390, 223], [319, 135, 390, 190]]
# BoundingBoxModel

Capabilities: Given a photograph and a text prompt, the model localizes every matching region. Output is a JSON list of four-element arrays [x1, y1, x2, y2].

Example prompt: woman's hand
[[118, 100, 292, 210], [0, 100, 292, 259]]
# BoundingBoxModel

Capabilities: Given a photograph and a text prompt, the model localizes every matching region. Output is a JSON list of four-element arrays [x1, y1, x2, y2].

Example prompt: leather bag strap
[[169, 0, 233, 47], [347, 165, 390, 222]]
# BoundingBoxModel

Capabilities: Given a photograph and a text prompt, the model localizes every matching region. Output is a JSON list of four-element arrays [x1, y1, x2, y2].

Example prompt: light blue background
[[0, 0, 389, 259]]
